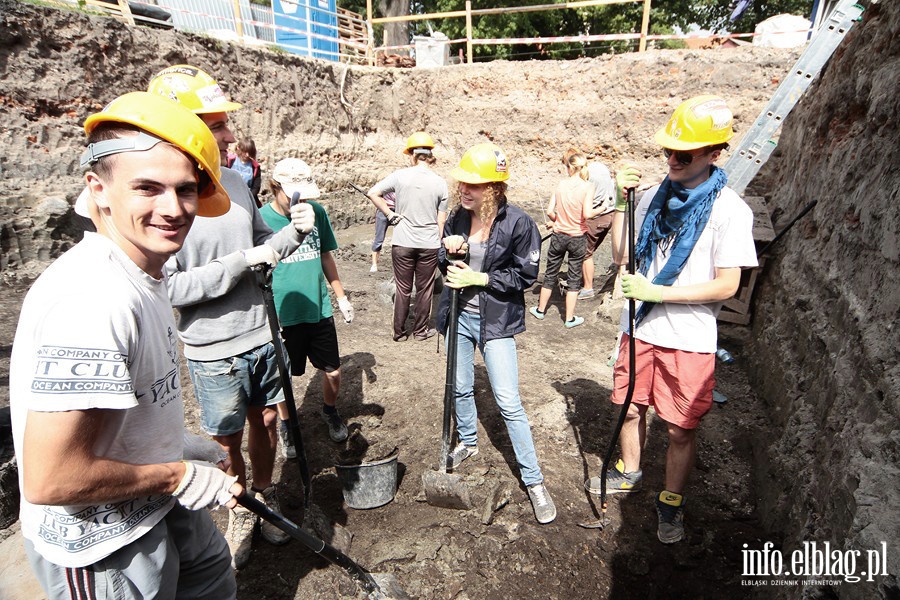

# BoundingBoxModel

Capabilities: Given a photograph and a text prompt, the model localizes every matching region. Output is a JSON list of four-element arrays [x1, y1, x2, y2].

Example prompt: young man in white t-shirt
[[585, 95, 758, 544], [10, 92, 243, 598]]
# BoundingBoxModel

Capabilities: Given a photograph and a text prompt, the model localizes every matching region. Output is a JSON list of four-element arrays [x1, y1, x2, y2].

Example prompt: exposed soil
[[0, 221, 769, 599], [2, 0, 897, 598]]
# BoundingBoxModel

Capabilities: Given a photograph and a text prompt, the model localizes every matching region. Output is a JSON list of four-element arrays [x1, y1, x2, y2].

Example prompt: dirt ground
[[0, 217, 769, 599], [0, 2, 819, 596], [38, 215, 800, 600]]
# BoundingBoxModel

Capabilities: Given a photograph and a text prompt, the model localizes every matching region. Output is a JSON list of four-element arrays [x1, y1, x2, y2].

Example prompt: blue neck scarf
[[631, 165, 727, 329]]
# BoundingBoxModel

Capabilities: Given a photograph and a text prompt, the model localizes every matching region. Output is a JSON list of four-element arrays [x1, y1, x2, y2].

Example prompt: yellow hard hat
[[450, 142, 510, 184], [147, 65, 242, 115], [404, 131, 435, 154], [83, 91, 230, 218], [654, 95, 734, 151]]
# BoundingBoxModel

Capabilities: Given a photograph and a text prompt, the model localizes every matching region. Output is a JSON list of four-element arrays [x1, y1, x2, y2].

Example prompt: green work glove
[[446, 262, 489, 289], [621, 273, 664, 303], [614, 166, 642, 211]]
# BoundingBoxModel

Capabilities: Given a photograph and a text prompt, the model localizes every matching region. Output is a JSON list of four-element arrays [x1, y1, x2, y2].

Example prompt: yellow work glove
[[621, 273, 664, 303], [614, 166, 642, 212]]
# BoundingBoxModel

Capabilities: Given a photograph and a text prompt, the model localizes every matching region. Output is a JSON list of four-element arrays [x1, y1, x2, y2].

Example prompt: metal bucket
[[335, 450, 399, 510]]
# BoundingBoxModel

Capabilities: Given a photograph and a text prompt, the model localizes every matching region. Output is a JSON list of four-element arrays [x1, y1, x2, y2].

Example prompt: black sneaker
[[320, 408, 349, 442], [255, 485, 290, 545], [279, 421, 296, 459], [656, 491, 685, 544], [584, 459, 642, 495]]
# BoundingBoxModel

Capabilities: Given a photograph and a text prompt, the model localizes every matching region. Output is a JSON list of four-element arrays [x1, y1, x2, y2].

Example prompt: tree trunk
[[378, 0, 409, 55]]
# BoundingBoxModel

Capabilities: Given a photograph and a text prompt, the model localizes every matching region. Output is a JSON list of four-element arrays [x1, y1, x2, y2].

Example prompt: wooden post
[[115, 0, 135, 25], [638, 0, 651, 51], [232, 0, 244, 39], [465, 0, 473, 64], [367, 0, 374, 65]]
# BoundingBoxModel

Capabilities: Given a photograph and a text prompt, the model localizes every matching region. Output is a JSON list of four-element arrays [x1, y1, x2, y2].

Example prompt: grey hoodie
[[164, 168, 301, 361]]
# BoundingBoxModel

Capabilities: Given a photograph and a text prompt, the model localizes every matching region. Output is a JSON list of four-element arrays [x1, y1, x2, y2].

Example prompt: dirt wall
[[0, 0, 798, 275], [746, 2, 899, 597], [2, 0, 898, 595]]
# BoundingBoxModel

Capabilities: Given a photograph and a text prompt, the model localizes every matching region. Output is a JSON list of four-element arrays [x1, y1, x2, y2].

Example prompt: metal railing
[[369, 0, 652, 65], [65, 0, 369, 62], [62, 0, 822, 67]]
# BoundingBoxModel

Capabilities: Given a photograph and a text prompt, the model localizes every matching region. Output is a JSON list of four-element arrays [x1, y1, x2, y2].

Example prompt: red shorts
[[611, 334, 715, 429]]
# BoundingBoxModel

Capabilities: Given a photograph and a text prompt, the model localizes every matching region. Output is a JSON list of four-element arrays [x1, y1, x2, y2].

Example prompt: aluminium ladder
[[722, 0, 865, 195]]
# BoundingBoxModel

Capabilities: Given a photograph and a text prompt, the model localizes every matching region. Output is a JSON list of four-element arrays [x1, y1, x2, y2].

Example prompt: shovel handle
[[349, 182, 369, 198], [236, 492, 381, 596], [252, 266, 313, 507], [440, 287, 461, 473], [598, 187, 638, 508]]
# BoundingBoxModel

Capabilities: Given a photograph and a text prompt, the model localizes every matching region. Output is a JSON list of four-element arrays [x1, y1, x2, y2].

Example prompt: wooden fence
[[367, 0, 652, 65]]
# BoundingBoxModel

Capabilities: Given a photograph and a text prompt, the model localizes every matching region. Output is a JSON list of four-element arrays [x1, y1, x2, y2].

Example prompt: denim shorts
[[188, 342, 286, 437]]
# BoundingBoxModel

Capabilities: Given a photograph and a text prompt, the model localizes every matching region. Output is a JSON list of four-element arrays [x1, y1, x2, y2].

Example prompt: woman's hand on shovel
[[447, 262, 488, 289], [443, 235, 468, 256]]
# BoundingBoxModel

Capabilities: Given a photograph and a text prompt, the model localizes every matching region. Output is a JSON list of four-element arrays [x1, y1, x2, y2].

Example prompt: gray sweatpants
[[25, 504, 235, 600]]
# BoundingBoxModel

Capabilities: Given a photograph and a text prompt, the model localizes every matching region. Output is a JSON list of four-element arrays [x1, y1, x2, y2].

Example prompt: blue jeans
[[372, 210, 389, 252], [452, 310, 543, 486], [188, 342, 286, 437]]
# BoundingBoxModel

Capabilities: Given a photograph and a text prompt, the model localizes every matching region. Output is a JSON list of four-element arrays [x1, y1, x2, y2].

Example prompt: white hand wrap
[[386, 210, 404, 226], [337, 296, 354, 323], [241, 244, 279, 268], [290, 203, 315, 235], [172, 461, 237, 510]]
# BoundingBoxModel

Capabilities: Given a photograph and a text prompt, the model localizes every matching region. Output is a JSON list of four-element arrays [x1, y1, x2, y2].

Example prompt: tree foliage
[[337, 0, 815, 60]]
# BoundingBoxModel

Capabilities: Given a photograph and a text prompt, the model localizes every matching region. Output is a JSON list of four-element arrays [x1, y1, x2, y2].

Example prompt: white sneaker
[[370, 264, 378, 273], [528, 483, 557, 524], [447, 443, 478, 469], [255, 485, 290, 545], [226, 506, 256, 569]]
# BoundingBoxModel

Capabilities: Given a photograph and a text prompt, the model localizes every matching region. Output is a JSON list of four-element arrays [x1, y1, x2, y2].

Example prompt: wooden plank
[[336, 6, 368, 63], [371, 0, 636, 24], [717, 257, 766, 325], [717, 308, 752, 325], [743, 195, 776, 242]]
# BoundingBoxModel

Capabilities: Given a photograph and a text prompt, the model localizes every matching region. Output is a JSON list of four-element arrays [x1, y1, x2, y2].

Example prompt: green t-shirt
[[259, 201, 338, 325]]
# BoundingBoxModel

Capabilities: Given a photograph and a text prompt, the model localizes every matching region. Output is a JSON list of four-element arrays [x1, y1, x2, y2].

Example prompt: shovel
[[253, 261, 313, 509], [253, 249, 354, 549], [422, 283, 473, 509], [349, 181, 370, 199], [237, 492, 409, 600], [579, 186, 638, 530]]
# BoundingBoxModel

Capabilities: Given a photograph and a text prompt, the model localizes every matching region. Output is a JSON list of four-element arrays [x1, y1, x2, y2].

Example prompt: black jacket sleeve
[[485, 213, 540, 294]]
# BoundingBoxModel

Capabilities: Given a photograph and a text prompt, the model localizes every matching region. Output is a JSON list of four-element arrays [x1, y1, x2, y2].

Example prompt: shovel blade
[[421, 470, 472, 510], [368, 573, 412, 600]]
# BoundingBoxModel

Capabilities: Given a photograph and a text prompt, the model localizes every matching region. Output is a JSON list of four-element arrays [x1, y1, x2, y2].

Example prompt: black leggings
[[542, 233, 586, 293]]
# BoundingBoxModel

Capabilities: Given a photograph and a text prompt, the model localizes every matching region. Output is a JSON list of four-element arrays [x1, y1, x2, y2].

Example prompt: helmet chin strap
[[80, 130, 167, 169]]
